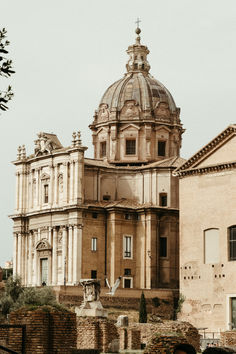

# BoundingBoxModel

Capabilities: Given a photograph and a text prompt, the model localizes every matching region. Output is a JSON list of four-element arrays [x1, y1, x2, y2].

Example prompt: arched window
[[204, 228, 219, 264], [229, 226, 236, 261]]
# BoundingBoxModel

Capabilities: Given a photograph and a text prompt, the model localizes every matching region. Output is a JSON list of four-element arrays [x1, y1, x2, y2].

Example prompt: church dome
[[90, 25, 183, 165], [100, 73, 177, 114], [95, 26, 179, 124]]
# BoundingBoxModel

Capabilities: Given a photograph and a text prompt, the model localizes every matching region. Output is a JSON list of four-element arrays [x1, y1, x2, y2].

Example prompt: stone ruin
[[75, 279, 108, 318]]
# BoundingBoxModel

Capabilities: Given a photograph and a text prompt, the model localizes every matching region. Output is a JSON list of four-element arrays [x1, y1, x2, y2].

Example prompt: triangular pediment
[[120, 123, 140, 132], [41, 173, 50, 180], [95, 127, 109, 135], [175, 125, 236, 174], [155, 125, 171, 133]]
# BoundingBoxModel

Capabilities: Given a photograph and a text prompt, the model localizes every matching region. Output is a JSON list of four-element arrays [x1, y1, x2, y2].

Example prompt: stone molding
[[175, 161, 236, 178], [175, 125, 236, 176]]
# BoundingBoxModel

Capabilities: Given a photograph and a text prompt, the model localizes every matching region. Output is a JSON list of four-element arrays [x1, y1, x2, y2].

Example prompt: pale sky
[[0, 0, 236, 266]]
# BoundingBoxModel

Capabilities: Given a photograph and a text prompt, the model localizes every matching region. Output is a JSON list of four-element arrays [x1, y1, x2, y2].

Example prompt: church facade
[[11, 27, 184, 290]]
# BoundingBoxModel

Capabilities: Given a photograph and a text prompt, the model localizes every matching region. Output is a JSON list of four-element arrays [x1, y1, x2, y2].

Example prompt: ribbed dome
[[100, 72, 177, 113]]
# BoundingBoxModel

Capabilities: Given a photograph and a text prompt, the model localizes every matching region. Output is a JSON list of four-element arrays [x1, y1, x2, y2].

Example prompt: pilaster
[[68, 225, 73, 284], [52, 227, 58, 285]]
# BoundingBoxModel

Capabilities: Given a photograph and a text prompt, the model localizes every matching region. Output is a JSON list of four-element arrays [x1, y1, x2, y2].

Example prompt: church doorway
[[41, 258, 48, 285]]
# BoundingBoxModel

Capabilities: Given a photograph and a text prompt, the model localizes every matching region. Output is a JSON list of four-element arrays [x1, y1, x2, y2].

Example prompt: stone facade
[[11, 27, 184, 292], [175, 124, 236, 332]]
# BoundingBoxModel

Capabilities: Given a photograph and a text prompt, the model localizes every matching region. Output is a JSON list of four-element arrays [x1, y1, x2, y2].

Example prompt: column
[[18, 172, 23, 212], [37, 228, 41, 244], [36, 169, 39, 208], [13, 233, 17, 276], [62, 226, 67, 285], [77, 225, 83, 282], [63, 163, 68, 204], [33, 230, 37, 285], [110, 213, 116, 286], [29, 170, 33, 209], [78, 154, 83, 204], [15, 172, 20, 211], [145, 213, 152, 289], [17, 233, 22, 276], [68, 225, 73, 284], [52, 227, 58, 285], [74, 160, 79, 204], [49, 164, 53, 206], [140, 214, 146, 289], [73, 225, 78, 284], [48, 227, 52, 285], [23, 235, 27, 285], [69, 161, 74, 204], [53, 164, 58, 207], [28, 233, 32, 285]]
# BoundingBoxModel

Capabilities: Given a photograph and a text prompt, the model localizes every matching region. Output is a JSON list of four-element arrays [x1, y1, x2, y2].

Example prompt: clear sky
[[0, 0, 236, 266]]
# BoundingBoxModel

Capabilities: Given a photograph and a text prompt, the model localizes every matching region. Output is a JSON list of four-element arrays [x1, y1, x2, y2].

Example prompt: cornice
[[175, 161, 236, 178], [176, 125, 236, 173]]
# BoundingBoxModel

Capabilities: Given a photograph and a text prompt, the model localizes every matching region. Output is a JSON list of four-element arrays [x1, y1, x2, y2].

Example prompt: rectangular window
[[124, 268, 131, 276], [123, 236, 132, 258], [124, 278, 131, 288], [91, 270, 97, 279], [44, 184, 49, 204], [204, 228, 219, 264], [126, 139, 136, 155], [91, 237, 97, 251], [231, 297, 236, 329], [92, 213, 98, 219], [159, 193, 167, 207], [158, 141, 166, 157], [229, 226, 236, 261], [160, 237, 167, 257], [100, 141, 106, 158]]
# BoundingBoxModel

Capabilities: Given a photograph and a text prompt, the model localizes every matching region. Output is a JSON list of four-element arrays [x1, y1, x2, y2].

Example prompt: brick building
[[10, 26, 184, 291], [175, 125, 236, 332]]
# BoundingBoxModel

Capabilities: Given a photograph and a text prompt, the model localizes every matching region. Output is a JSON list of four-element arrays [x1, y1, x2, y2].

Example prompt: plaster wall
[[179, 169, 236, 332]]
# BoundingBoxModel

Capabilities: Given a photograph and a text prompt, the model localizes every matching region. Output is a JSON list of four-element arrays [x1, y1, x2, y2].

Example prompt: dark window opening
[[44, 184, 49, 204], [100, 141, 106, 158], [134, 214, 140, 220], [229, 226, 236, 260], [126, 139, 136, 155], [158, 141, 166, 157], [124, 268, 131, 276], [159, 193, 167, 207], [103, 195, 111, 201], [134, 63, 138, 69], [91, 270, 97, 279], [124, 278, 131, 288], [92, 213, 98, 219], [125, 214, 132, 220], [160, 237, 167, 257], [141, 64, 144, 69]]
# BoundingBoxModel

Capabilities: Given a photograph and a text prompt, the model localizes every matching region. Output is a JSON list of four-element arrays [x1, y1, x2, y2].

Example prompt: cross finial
[[135, 17, 141, 28]]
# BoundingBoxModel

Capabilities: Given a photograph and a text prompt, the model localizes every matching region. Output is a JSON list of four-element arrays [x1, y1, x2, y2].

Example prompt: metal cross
[[135, 17, 141, 28]]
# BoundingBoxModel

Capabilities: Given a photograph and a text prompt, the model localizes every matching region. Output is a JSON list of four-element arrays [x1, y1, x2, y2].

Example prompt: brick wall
[[220, 331, 236, 347], [0, 307, 77, 354], [144, 334, 188, 353], [129, 321, 200, 352], [77, 317, 118, 353]]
